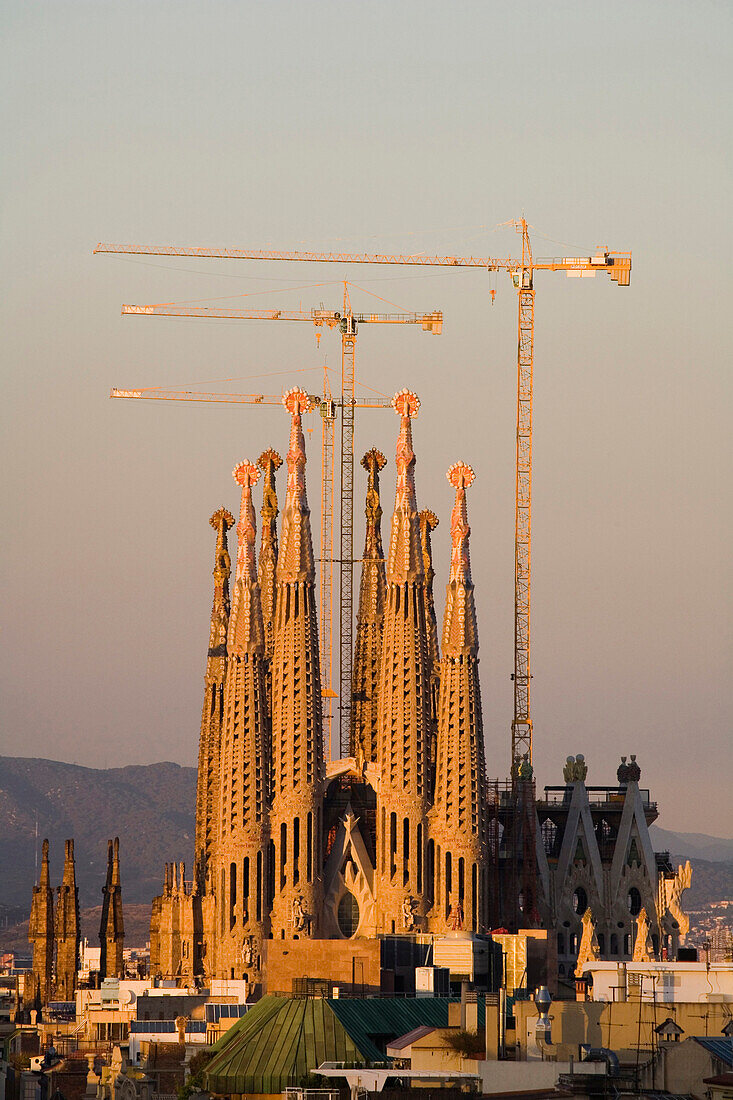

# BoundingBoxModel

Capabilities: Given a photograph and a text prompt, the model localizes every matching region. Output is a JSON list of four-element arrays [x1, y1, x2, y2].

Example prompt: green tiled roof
[[205, 995, 486, 1094], [205, 996, 366, 1095], [328, 997, 485, 1062]]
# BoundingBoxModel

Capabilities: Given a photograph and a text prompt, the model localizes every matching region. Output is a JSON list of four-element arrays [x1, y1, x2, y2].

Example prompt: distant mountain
[[0, 904, 152, 955], [0, 757, 196, 910], [650, 825, 733, 864]]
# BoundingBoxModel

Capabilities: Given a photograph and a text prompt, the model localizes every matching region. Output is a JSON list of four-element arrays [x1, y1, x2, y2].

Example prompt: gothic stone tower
[[100, 838, 124, 978], [27, 838, 54, 1007], [375, 390, 433, 934], [269, 389, 325, 939], [350, 448, 387, 765], [215, 460, 271, 980], [54, 839, 80, 999], [257, 448, 282, 717], [195, 507, 234, 889], [430, 464, 489, 934], [419, 508, 441, 796]]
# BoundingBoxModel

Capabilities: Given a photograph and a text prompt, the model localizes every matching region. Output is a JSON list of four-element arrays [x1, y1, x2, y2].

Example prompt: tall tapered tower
[[350, 448, 387, 765], [54, 839, 80, 999], [100, 837, 124, 978], [195, 507, 234, 887], [419, 509, 441, 796], [27, 838, 54, 1007], [376, 391, 433, 933], [431, 463, 488, 933], [269, 389, 324, 938], [258, 448, 282, 718], [215, 460, 271, 977]]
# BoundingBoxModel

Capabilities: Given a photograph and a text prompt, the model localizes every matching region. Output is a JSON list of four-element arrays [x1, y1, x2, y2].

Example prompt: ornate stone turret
[[269, 389, 324, 938], [216, 460, 271, 978], [27, 838, 54, 1007], [431, 463, 488, 933], [350, 448, 387, 765], [100, 838, 124, 978], [195, 507, 234, 887], [258, 448, 283, 716], [419, 509, 441, 794], [376, 390, 433, 934], [55, 839, 80, 999]]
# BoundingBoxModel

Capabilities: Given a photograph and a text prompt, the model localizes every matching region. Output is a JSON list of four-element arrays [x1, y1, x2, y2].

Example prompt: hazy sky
[[2, 1, 731, 834]]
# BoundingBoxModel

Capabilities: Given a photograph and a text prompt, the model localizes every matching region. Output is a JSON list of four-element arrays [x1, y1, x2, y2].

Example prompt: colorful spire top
[[442, 462, 478, 656], [283, 387, 314, 492], [233, 461, 260, 584], [228, 461, 265, 655], [362, 448, 387, 543], [209, 507, 234, 588], [278, 388, 316, 583], [387, 390, 423, 583], [447, 462, 474, 586], [258, 448, 283, 524]]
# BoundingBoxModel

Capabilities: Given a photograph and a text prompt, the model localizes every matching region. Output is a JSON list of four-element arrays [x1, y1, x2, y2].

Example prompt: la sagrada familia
[[149, 386, 691, 990], [151, 387, 490, 985]]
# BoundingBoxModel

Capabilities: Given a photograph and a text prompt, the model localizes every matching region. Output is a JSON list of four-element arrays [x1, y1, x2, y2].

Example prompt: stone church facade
[[149, 387, 690, 990], [150, 387, 491, 987]]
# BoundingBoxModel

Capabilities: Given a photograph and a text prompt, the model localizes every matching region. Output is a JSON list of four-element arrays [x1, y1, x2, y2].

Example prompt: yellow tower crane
[[96, 221, 630, 776], [106, 287, 442, 756]]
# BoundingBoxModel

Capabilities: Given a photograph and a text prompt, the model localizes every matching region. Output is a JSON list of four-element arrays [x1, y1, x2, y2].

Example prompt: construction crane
[[107, 288, 442, 757], [110, 383, 391, 760], [97, 221, 629, 776]]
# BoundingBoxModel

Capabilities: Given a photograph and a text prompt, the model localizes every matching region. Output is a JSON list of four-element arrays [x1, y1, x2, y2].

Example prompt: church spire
[[100, 837, 124, 977], [432, 463, 488, 933], [215, 460, 271, 978], [27, 838, 54, 1009], [257, 448, 282, 666], [386, 390, 424, 583], [419, 509, 441, 795], [195, 507, 234, 886], [55, 839, 80, 1000], [376, 391, 433, 933], [350, 448, 387, 764], [269, 388, 324, 938]]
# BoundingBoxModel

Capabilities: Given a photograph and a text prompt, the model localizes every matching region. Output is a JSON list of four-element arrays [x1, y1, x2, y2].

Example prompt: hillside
[[0, 904, 152, 955], [650, 825, 733, 864], [0, 757, 196, 910]]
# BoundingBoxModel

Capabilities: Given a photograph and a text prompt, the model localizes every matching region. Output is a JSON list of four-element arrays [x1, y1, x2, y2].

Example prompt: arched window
[[293, 817, 300, 885], [390, 813, 397, 880], [426, 839, 435, 906], [557, 932, 565, 956], [229, 862, 237, 930], [280, 823, 287, 891], [243, 857, 250, 913], [573, 886, 588, 915], [627, 887, 642, 916], [610, 933, 618, 955], [416, 823, 422, 894], [445, 852, 452, 920], [471, 863, 478, 930]]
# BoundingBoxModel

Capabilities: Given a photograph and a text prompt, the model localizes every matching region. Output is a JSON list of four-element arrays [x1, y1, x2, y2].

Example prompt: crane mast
[[513, 221, 535, 771], [109, 293, 441, 758]]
